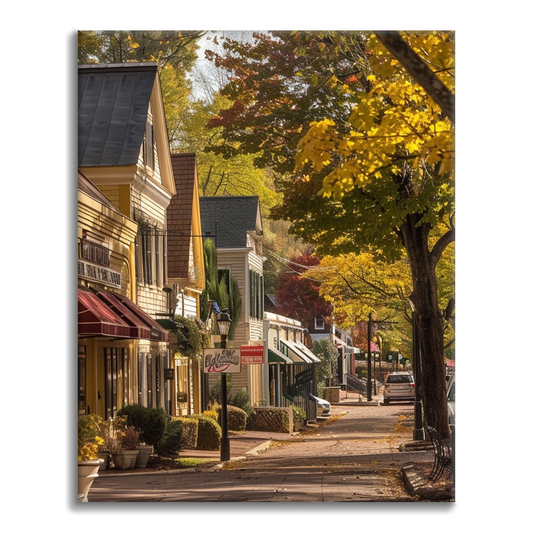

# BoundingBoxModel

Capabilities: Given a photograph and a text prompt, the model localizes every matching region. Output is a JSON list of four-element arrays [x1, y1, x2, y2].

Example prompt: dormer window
[[315, 317, 325, 330]]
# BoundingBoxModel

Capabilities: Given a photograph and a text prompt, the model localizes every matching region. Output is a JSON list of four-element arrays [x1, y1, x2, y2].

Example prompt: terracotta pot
[[112, 449, 139, 469], [78, 459, 103, 502], [135, 445, 153, 468]]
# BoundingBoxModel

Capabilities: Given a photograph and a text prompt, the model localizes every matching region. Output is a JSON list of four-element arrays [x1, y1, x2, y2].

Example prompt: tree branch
[[430, 228, 455, 268], [374, 31, 455, 124]]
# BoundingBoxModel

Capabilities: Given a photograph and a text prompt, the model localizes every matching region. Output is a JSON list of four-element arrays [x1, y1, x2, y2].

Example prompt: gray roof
[[199, 196, 262, 248], [78, 63, 158, 167]]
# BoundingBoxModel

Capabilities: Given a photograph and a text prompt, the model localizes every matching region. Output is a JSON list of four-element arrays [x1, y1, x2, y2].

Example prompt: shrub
[[292, 406, 306, 422], [117, 405, 167, 446], [226, 405, 247, 431], [175, 417, 199, 450], [122, 426, 140, 450], [192, 415, 221, 450], [229, 388, 254, 419], [202, 409, 218, 423], [155, 420, 184, 458]]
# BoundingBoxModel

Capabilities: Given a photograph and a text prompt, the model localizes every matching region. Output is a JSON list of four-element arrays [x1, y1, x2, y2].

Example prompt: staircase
[[344, 373, 367, 396]]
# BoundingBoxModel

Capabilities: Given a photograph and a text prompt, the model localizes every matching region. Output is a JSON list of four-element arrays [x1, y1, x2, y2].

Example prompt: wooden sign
[[203, 348, 241, 373]]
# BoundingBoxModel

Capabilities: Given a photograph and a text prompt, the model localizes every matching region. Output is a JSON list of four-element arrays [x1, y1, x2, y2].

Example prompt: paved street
[[89, 401, 432, 502]]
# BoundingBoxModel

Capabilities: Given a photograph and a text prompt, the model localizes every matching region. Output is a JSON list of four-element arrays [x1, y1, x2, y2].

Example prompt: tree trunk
[[400, 213, 449, 438]]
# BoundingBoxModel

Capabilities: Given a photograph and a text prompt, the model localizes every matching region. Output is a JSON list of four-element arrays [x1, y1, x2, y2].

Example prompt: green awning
[[268, 347, 293, 364]]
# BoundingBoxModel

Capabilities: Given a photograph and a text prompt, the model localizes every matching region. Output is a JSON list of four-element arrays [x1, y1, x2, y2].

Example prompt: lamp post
[[367, 313, 373, 401], [216, 309, 232, 461]]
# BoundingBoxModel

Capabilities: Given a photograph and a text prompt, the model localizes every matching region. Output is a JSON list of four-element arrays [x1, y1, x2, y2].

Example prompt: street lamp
[[216, 308, 232, 461]]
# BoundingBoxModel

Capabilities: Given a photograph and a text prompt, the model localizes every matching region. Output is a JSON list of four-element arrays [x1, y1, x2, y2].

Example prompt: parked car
[[447, 373, 455, 425], [309, 394, 331, 418], [383, 372, 415, 404]]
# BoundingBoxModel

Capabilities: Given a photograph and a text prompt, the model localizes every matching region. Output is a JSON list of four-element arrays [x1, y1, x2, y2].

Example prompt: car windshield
[[386, 375, 413, 384]]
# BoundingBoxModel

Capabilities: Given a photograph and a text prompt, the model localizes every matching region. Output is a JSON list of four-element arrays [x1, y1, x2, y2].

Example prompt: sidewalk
[[89, 397, 448, 501], [99, 390, 383, 477]]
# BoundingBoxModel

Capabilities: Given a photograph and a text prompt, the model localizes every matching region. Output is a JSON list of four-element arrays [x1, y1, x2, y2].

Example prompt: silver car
[[447, 374, 455, 425], [309, 394, 331, 418], [383, 372, 415, 404]]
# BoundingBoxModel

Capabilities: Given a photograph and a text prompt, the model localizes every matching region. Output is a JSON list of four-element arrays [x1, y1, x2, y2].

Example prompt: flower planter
[[112, 449, 139, 470], [97, 452, 110, 470], [135, 445, 153, 468], [78, 459, 103, 502]]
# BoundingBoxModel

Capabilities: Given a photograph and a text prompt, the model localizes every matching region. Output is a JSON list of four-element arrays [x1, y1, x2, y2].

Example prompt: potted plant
[[292, 407, 306, 432], [78, 414, 105, 502], [117, 405, 165, 468], [113, 424, 140, 470], [135, 440, 152, 468]]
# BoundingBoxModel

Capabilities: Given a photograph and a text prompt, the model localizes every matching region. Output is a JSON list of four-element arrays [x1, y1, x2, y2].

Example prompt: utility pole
[[367, 314, 398, 402]]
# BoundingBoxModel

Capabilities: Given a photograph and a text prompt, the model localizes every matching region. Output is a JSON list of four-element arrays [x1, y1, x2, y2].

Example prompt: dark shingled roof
[[78, 63, 158, 167], [167, 153, 197, 280], [199, 196, 262, 249]]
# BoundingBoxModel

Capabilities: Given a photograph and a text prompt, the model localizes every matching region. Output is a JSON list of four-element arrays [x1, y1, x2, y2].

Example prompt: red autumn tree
[[275, 253, 333, 329]]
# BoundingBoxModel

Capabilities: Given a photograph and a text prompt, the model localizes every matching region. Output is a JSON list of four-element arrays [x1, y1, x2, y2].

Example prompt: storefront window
[[105, 347, 118, 419], [122, 348, 129, 407], [176, 356, 189, 416], [78, 345, 86, 415]]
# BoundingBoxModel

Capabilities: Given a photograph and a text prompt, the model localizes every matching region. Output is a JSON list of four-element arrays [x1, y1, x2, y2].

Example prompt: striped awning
[[268, 347, 293, 364], [280, 339, 320, 364], [78, 286, 169, 342]]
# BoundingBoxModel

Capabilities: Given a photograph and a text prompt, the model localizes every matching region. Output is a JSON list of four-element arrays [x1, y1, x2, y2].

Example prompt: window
[[104, 347, 118, 419], [122, 348, 129, 407], [136, 225, 167, 287], [143, 120, 155, 169], [138, 352, 146, 405], [78, 345, 86, 415], [314, 317, 325, 330], [249, 270, 264, 320]]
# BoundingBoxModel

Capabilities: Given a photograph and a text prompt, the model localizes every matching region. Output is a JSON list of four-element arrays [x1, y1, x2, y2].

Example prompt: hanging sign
[[240, 345, 264, 364], [203, 348, 241, 373]]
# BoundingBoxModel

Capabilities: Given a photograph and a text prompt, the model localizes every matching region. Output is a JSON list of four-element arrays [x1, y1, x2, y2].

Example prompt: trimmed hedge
[[192, 415, 221, 450], [155, 420, 183, 458], [174, 416, 199, 450], [216, 405, 247, 431], [117, 405, 167, 446]]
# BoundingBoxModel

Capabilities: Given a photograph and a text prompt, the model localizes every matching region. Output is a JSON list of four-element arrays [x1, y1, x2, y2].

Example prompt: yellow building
[[78, 63, 176, 417], [165, 153, 206, 415]]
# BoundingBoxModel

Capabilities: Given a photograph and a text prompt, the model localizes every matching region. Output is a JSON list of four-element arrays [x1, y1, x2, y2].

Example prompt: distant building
[[199, 196, 265, 406]]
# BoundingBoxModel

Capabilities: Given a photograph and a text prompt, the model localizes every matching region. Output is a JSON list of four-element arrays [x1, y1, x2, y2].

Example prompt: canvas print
[[77, 30, 455, 502]]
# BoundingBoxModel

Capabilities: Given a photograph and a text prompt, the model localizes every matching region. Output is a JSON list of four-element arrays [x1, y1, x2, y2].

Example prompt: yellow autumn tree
[[294, 31, 455, 438]]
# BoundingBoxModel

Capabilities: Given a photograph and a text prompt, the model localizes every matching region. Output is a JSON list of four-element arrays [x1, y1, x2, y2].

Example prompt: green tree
[[312, 339, 339, 397], [200, 238, 241, 341], [176, 95, 280, 211]]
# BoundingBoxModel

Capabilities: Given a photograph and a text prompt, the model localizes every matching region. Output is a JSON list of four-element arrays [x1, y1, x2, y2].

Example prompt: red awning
[[92, 289, 152, 340], [92, 289, 169, 343], [78, 287, 131, 338]]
